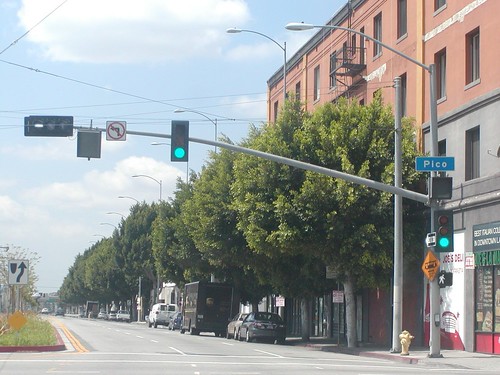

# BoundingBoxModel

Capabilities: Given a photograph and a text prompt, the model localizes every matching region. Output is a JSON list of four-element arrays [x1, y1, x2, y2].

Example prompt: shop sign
[[474, 249, 500, 267], [473, 221, 500, 252]]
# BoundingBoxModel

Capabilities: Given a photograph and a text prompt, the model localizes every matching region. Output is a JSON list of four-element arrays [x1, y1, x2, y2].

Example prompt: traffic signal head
[[24, 116, 74, 137], [171, 120, 189, 162], [435, 210, 454, 252]]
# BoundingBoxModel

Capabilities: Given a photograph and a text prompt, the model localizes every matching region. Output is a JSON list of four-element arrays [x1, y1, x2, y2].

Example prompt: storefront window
[[495, 268, 500, 332], [475, 267, 493, 331]]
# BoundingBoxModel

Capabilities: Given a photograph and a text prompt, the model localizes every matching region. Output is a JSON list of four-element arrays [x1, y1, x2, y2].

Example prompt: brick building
[[267, 0, 500, 353]]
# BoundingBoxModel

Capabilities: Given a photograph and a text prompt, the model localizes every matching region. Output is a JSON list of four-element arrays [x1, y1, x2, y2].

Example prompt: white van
[[148, 303, 177, 328]]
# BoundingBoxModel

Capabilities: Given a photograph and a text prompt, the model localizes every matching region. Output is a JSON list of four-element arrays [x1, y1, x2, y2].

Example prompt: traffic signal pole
[[74, 126, 429, 204]]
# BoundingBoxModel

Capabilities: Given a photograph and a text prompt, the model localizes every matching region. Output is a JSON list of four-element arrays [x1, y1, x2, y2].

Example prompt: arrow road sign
[[8, 260, 29, 285]]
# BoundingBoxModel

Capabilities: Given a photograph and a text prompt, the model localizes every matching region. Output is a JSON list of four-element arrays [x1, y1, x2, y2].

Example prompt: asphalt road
[[0, 316, 495, 374]]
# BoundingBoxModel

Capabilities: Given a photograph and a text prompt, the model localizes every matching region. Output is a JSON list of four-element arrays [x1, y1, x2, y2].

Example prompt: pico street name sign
[[415, 156, 455, 172]]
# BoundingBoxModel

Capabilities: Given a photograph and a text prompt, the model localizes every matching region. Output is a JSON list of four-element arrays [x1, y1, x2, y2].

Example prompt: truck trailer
[[180, 281, 238, 337]]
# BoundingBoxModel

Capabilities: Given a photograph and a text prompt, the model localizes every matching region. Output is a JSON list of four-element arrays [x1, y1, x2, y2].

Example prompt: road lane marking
[[253, 349, 284, 358], [169, 346, 186, 355], [53, 321, 89, 353]]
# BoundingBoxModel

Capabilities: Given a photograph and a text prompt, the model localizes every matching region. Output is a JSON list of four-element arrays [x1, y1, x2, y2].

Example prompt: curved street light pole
[[100, 222, 117, 230], [118, 195, 139, 204], [174, 109, 218, 153], [227, 27, 287, 104], [286, 22, 439, 357], [132, 174, 162, 201]]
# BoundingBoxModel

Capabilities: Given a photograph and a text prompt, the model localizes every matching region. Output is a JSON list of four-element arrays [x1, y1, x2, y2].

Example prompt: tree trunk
[[252, 301, 259, 312], [300, 297, 311, 341], [325, 292, 332, 338], [344, 275, 357, 348]]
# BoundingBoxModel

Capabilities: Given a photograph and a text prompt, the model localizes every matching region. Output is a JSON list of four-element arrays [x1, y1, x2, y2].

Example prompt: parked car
[[108, 311, 117, 321], [148, 303, 177, 328], [55, 307, 65, 316], [97, 311, 108, 320], [226, 312, 248, 340], [116, 310, 131, 322], [41, 307, 49, 314], [168, 312, 183, 331], [239, 311, 286, 344]]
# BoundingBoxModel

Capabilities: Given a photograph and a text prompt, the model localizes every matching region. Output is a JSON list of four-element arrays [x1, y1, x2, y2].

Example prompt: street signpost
[[415, 156, 455, 172], [421, 251, 440, 281], [106, 121, 127, 141], [8, 260, 29, 285]]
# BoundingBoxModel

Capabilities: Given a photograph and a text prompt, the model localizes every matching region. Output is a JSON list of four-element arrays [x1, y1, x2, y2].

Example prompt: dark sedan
[[239, 311, 286, 344]]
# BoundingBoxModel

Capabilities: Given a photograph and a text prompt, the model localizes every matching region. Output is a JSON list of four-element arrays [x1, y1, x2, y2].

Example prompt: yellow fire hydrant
[[399, 330, 414, 356]]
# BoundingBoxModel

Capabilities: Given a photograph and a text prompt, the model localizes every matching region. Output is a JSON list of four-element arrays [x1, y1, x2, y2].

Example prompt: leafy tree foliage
[[181, 139, 272, 306]]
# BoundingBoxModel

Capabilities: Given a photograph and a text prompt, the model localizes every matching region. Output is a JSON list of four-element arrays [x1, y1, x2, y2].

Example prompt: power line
[[0, 0, 69, 56]]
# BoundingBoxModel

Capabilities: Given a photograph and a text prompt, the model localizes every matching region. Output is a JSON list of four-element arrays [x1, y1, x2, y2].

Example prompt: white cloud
[[21, 155, 183, 210], [18, 0, 250, 63]]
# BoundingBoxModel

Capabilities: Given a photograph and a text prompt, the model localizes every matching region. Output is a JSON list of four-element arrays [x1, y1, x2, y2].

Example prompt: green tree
[[181, 140, 272, 308], [232, 97, 425, 345]]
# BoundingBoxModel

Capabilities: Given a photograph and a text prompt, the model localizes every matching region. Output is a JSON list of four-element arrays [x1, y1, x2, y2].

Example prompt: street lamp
[[174, 108, 218, 153], [286, 22, 440, 356], [118, 195, 139, 204], [99, 223, 117, 230], [227, 27, 287, 104], [132, 174, 162, 201]]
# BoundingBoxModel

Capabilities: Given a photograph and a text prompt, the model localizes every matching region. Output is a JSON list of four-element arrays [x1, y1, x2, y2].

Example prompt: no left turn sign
[[106, 121, 126, 141]]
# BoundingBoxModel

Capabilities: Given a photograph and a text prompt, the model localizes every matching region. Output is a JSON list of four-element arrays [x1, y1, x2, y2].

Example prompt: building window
[[466, 28, 480, 84], [273, 101, 279, 122], [465, 126, 480, 181], [314, 65, 320, 101], [397, 0, 407, 38], [438, 139, 447, 156], [295, 82, 301, 101], [329, 52, 337, 89], [360, 27, 365, 64], [373, 13, 382, 57], [435, 49, 446, 100], [435, 0, 446, 11], [399, 73, 407, 117]]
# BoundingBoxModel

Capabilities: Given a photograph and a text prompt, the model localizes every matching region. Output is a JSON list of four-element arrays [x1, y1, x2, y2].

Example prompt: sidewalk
[[289, 338, 500, 372]]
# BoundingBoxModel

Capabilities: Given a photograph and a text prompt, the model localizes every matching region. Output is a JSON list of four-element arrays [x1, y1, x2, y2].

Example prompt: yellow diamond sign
[[8, 311, 27, 330], [422, 250, 440, 281]]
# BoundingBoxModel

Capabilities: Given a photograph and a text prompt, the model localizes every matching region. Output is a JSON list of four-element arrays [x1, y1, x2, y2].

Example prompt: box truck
[[180, 281, 238, 337]]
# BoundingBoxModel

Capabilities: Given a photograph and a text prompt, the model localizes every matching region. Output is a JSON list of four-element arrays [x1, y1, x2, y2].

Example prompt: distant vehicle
[[239, 311, 286, 344], [97, 311, 108, 320], [148, 303, 177, 328], [86, 301, 99, 319], [108, 311, 117, 321], [226, 312, 248, 340], [180, 281, 238, 337], [41, 308, 49, 314], [168, 312, 183, 331], [116, 310, 130, 322], [55, 307, 65, 316]]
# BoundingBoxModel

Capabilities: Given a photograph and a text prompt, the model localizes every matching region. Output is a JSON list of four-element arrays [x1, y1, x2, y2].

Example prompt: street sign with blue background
[[415, 156, 455, 172]]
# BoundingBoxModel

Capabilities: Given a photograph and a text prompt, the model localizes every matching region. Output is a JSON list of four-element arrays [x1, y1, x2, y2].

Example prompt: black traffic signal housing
[[24, 116, 74, 137], [171, 120, 189, 162], [435, 210, 454, 252], [438, 270, 453, 288], [429, 176, 453, 199]]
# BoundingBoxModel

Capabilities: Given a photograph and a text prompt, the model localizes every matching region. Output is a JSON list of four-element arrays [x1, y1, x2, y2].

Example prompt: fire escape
[[329, 2, 366, 100]]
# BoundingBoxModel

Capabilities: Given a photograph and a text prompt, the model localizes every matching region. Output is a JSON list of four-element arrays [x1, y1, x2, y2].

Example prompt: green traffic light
[[438, 237, 450, 248], [174, 147, 186, 159]]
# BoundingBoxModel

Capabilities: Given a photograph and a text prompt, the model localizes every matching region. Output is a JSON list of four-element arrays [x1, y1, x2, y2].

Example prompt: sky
[[0, 0, 345, 293]]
